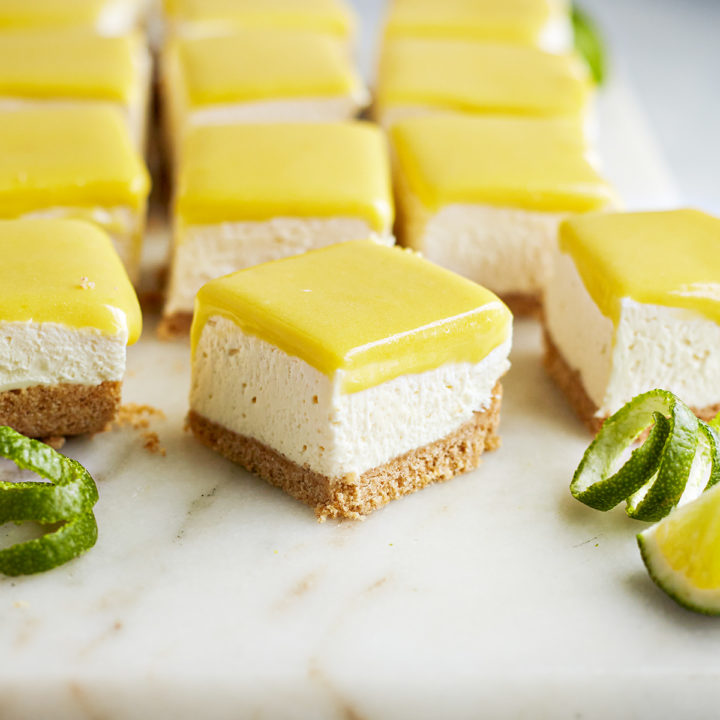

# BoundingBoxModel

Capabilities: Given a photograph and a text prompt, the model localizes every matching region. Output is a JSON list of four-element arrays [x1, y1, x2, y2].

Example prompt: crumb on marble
[[13, 600, 29, 609], [42, 436, 66, 450], [142, 431, 166, 457], [111, 404, 167, 456]]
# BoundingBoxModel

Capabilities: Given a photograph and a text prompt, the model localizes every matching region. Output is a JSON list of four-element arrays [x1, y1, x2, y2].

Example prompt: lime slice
[[638, 481, 720, 615]]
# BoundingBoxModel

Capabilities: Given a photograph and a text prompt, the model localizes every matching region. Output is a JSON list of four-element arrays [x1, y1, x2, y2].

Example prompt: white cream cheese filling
[[398, 181, 564, 297], [165, 218, 394, 316], [190, 316, 511, 478], [544, 251, 720, 416], [0, 322, 127, 393]]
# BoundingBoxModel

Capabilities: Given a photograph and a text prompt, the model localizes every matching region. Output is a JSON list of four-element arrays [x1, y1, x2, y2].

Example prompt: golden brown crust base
[[542, 328, 720, 434], [0, 381, 121, 439], [188, 383, 503, 521], [542, 328, 605, 434], [158, 312, 193, 340], [502, 292, 541, 318]]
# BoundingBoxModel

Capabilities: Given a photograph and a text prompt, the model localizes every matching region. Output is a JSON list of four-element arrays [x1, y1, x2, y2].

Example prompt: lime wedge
[[638, 481, 720, 615]]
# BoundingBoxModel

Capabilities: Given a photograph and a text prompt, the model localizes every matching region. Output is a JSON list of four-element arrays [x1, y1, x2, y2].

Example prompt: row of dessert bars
[[0, 1, 152, 282], [0, 0, 152, 438], [1, 1, 720, 522]]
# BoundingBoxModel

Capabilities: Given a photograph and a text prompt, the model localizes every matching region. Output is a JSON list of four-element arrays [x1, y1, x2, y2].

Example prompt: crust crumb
[[42, 436, 66, 450], [141, 431, 166, 457], [114, 403, 166, 430], [111, 404, 167, 456]]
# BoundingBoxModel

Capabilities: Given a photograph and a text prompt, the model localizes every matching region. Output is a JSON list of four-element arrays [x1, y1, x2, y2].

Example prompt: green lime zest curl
[[571, 390, 720, 522], [0, 426, 99, 576], [572, 4, 606, 85]]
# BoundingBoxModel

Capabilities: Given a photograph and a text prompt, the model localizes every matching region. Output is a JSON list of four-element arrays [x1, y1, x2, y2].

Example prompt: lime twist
[[571, 390, 720, 614], [0, 426, 99, 576]]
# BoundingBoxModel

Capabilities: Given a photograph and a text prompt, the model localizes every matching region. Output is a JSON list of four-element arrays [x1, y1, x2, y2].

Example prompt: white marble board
[[4, 8, 720, 720]]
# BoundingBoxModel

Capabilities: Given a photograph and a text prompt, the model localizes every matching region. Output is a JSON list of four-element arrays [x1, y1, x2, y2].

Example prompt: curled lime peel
[[0, 426, 99, 576], [571, 390, 719, 522]]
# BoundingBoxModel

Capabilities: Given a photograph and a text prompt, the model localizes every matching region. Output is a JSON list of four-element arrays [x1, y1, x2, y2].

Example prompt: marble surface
[[3, 5, 720, 720]]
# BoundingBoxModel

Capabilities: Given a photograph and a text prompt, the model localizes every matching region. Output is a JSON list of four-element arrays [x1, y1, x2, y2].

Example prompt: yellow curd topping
[[0, 29, 141, 102], [0, 0, 110, 28], [559, 209, 720, 325], [0, 106, 150, 217], [169, 30, 360, 106], [176, 122, 393, 231], [192, 240, 512, 394], [0, 219, 141, 344], [384, 0, 561, 44], [377, 39, 589, 118], [391, 114, 613, 213], [164, 0, 355, 39]]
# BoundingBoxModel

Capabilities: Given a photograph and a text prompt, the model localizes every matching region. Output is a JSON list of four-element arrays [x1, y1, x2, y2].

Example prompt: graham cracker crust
[[0, 381, 122, 439], [158, 312, 192, 340], [502, 292, 541, 318], [542, 328, 720, 434], [188, 383, 503, 520]]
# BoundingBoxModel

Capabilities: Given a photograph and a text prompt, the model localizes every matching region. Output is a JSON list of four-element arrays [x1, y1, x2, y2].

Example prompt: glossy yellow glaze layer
[[164, 0, 354, 38], [560, 209, 720, 325], [384, 0, 562, 44], [377, 39, 589, 118], [0, 106, 150, 217], [192, 240, 512, 394], [0, 29, 141, 102], [176, 122, 392, 231], [391, 114, 613, 213], [0, 219, 141, 344], [169, 29, 359, 106], [0, 0, 111, 28]]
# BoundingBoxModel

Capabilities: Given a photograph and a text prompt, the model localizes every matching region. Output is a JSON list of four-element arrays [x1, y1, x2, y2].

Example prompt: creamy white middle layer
[[398, 183, 564, 297], [191, 316, 511, 478], [545, 251, 720, 416], [165, 219, 394, 316], [0, 322, 127, 393]]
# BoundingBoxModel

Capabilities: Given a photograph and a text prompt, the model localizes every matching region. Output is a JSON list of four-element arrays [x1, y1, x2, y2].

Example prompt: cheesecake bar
[[544, 209, 720, 433], [0, 0, 144, 35], [390, 114, 614, 314], [375, 38, 590, 129], [0, 28, 151, 149], [188, 240, 512, 520], [163, 0, 355, 45], [0, 106, 150, 283], [162, 121, 394, 335], [162, 28, 367, 152], [383, 0, 571, 53], [0, 219, 141, 439]]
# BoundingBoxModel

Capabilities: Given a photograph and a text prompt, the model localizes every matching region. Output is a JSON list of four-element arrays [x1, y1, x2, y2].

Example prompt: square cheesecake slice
[[0, 0, 144, 35], [162, 121, 394, 335], [0, 106, 150, 284], [375, 38, 590, 129], [0, 219, 141, 440], [163, 0, 356, 46], [0, 28, 151, 149], [383, 0, 571, 53], [544, 209, 720, 433], [188, 240, 512, 520], [162, 28, 367, 153], [391, 114, 614, 315]]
